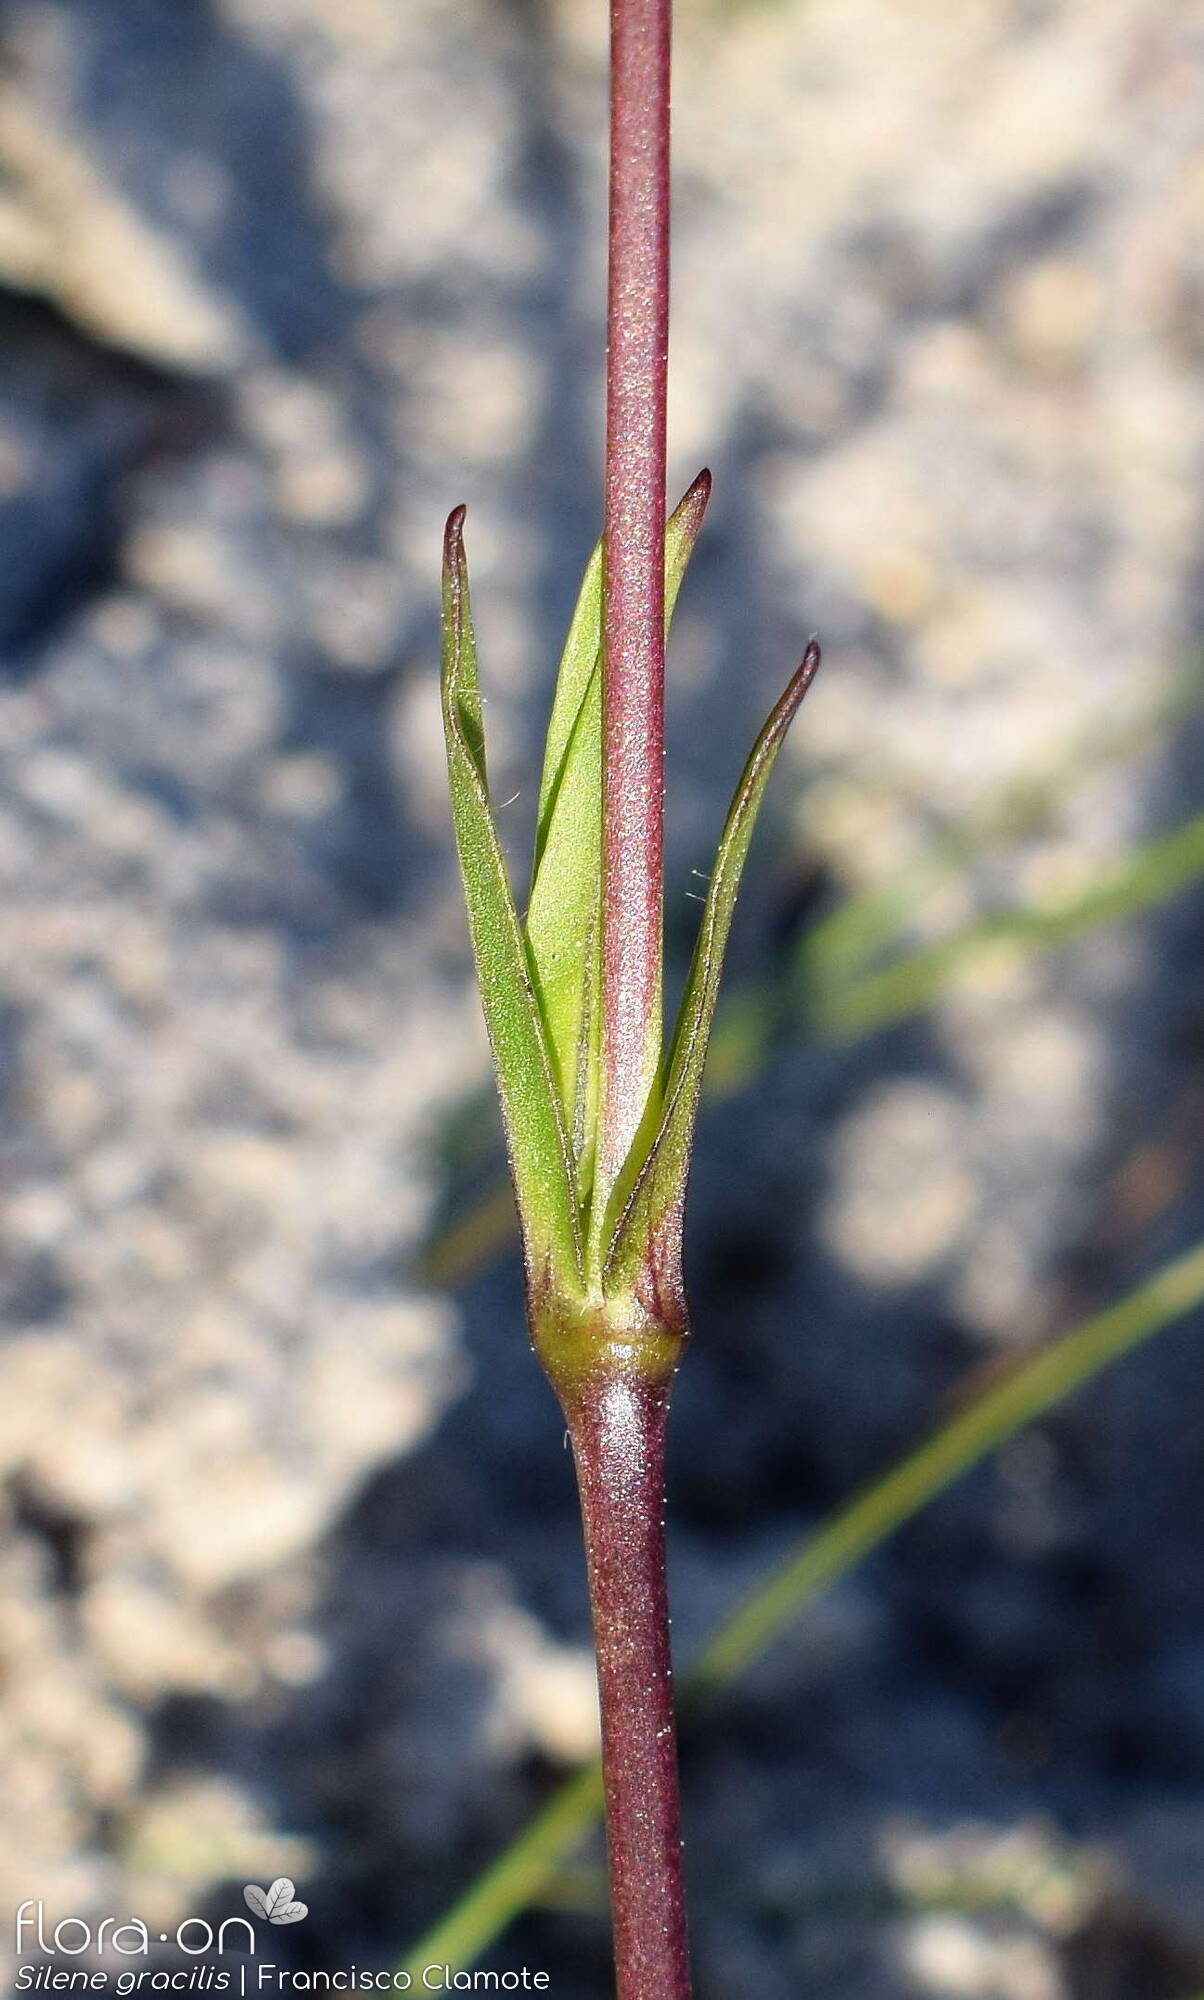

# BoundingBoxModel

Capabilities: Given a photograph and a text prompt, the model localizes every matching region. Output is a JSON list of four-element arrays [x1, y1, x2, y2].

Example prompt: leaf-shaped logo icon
[[243, 1880, 308, 1925], [264, 1880, 296, 1922]]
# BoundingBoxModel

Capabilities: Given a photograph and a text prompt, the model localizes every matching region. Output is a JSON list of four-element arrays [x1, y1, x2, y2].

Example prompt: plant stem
[[587, 2, 687, 1985], [561, 1364, 691, 2000], [598, 0, 672, 1205], [399, 1235, 1204, 1980]]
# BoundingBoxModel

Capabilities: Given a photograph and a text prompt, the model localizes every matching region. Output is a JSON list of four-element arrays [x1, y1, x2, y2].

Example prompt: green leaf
[[532, 540, 603, 877], [605, 640, 821, 1290], [525, 471, 713, 1194], [441, 507, 582, 1291], [525, 647, 604, 1176]]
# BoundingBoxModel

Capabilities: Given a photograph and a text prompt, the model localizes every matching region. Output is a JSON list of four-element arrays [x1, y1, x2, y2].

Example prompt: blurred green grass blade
[[422, 1183, 521, 1291], [801, 653, 1204, 995], [397, 1236, 1204, 1976], [816, 805, 1204, 1041], [440, 509, 582, 1288], [695, 1237, 1204, 1686], [397, 1764, 604, 1983]]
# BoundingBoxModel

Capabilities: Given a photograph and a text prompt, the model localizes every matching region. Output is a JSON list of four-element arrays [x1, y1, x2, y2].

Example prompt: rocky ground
[[2, 0, 1204, 1994]]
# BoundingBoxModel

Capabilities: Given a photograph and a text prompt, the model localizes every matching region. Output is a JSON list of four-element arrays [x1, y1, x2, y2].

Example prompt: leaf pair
[[440, 478, 818, 1314]]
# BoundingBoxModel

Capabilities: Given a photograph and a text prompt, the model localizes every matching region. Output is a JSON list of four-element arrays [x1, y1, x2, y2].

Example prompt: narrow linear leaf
[[527, 657, 604, 1167], [525, 472, 713, 1180], [533, 540, 603, 874], [532, 471, 712, 872], [441, 508, 581, 1289], [606, 640, 821, 1287], [817, 803, 1204, 1041]]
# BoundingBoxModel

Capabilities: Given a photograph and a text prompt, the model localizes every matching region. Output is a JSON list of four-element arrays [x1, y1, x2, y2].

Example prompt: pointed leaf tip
[[778, 637, 821, 725], [684, 466, 712, 509], [667, 469, 712, 555], [444, 504, 467, 561]]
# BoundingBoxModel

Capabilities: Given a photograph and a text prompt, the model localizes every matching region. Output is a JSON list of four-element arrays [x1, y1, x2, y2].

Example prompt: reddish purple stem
[[599, 0, 671, 1200], [563, 1371, 691, 1999], [570, 2, 691, 1993]]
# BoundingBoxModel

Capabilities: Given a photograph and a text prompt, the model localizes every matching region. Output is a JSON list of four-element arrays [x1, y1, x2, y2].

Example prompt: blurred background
[[2, 0, 1204, 1994]]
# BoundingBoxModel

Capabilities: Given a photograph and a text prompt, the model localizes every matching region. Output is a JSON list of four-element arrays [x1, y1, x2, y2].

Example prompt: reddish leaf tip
[[678, 467, 712, 528], [444, 504, 467, 555], [776, 636, 822, 728]]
